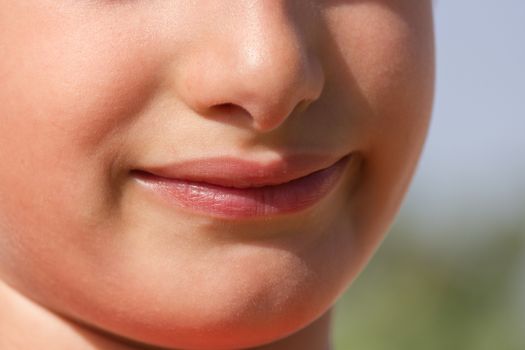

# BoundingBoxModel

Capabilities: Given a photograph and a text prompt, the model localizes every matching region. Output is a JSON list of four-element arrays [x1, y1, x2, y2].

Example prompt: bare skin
[[0, 280, 331, 349], [0, 1, 434, 349]]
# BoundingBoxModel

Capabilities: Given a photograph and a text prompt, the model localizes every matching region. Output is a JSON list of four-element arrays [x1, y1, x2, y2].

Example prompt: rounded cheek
[[327, 2, 434, 245], [0, 3, 160, 306]]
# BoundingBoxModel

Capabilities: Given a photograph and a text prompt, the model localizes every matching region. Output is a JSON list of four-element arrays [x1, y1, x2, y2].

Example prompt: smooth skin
[[0, 1, 435, 349]]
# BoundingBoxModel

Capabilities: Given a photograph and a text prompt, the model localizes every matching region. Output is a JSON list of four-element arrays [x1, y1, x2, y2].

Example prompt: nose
[[175, 3, 325, 133]]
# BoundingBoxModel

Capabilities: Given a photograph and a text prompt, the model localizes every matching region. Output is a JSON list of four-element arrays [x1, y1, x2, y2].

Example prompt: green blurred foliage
[[333, 219, 525, 350]]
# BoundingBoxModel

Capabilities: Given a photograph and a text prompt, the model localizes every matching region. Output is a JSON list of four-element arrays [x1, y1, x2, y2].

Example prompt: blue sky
[[400, 0, 525, 236]]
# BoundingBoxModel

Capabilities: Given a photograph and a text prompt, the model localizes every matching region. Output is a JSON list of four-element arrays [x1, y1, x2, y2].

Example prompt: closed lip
[[132, 154, 351, 188], [131, 153, 351, 219]]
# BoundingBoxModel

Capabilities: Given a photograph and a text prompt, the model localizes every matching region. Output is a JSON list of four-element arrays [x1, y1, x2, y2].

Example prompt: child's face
[[0, 1, 434, 349]]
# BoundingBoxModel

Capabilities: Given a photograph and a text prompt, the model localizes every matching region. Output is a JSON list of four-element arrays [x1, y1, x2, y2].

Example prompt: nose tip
[[175, 6, 325, 133], [218, 51, 325, 132]]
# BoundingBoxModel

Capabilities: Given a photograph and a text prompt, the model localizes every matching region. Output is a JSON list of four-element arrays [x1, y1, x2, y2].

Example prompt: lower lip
[[132, 156, 349, 219]]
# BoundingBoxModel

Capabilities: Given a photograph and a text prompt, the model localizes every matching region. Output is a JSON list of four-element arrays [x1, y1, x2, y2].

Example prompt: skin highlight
[[0, 1, 435, 349]]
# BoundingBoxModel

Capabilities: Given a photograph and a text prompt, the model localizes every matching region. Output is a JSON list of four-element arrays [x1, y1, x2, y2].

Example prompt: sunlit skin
[[0, 1, 434, 349]]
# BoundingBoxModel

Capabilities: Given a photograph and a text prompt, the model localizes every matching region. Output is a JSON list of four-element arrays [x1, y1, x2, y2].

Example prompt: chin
[[54, 233, 360, 350], [69, 277, 332, 349]]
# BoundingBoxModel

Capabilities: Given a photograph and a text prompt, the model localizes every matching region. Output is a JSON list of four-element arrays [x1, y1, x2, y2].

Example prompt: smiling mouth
[[131, 155, 351, 219]]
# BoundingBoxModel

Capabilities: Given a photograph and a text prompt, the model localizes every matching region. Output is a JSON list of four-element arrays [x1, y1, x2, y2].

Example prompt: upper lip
[[133, 154, 350, 188]]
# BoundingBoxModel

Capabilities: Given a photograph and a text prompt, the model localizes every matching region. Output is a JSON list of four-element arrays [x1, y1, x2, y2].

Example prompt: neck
[[0, 280, 332, 350]]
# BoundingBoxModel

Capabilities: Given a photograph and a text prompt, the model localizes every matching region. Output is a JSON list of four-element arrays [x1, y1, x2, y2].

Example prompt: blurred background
[[333, 1, 525, 348]]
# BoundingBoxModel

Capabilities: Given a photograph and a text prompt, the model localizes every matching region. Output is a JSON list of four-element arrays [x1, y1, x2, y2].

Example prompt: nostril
[[210, 103, 252, 119], [210, 99, 311, 132], [212, 103, 238, 114]]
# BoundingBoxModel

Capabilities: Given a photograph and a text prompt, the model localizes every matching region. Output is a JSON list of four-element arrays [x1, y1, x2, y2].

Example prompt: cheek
[[0, 4, 157, 147], [0, 3, 158, 293], [326, 2, 435, 246]]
